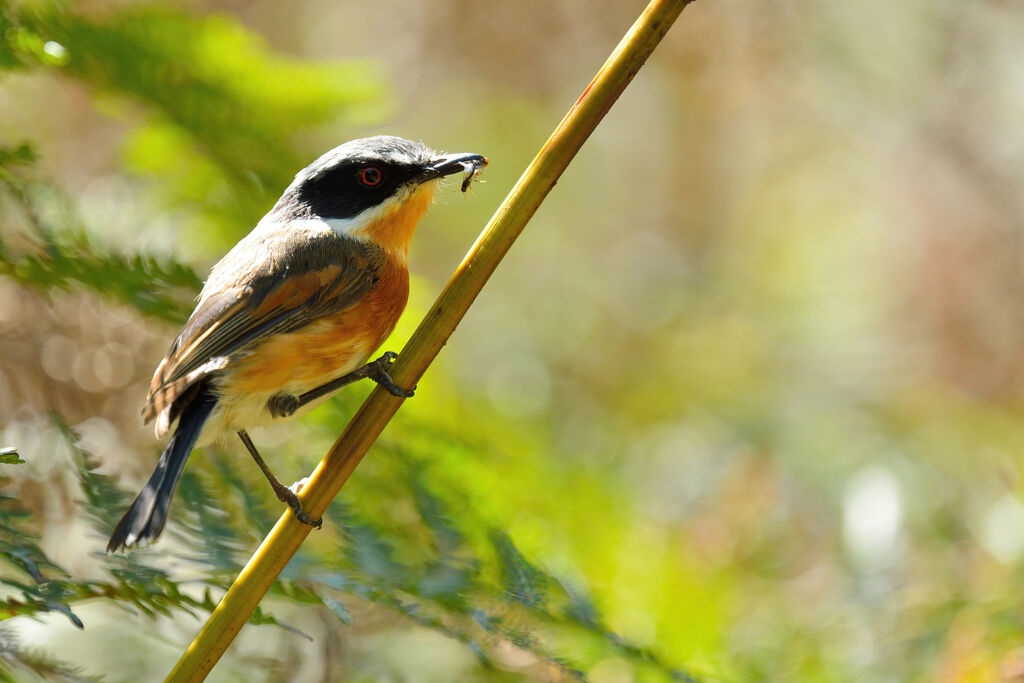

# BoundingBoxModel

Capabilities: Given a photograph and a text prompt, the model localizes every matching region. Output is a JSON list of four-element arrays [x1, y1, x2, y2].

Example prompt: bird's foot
[[366, 351, 416, 398], [279, 486, 321, 528]]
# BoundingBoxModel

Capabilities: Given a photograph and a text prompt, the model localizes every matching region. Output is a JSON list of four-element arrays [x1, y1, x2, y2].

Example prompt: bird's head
[[270, 136, 487, 254]]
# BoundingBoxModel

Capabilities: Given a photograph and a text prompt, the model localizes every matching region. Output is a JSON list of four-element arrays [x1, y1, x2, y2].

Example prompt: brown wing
[[143, 229, 386, 429]]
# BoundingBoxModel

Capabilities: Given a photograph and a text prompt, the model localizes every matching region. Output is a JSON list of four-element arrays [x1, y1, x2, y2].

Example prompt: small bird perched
[[107, 136, 487, 551]]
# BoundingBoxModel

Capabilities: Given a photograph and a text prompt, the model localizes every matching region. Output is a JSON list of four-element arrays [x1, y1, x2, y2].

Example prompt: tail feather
[[107, 388, 217, 551]]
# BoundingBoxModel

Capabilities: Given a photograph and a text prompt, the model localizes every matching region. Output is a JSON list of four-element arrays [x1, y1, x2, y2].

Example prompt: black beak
[[420, 152, 488, 182]]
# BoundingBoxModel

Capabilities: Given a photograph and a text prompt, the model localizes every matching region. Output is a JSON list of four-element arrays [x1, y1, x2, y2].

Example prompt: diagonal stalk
[[166, 1, 695, 679]]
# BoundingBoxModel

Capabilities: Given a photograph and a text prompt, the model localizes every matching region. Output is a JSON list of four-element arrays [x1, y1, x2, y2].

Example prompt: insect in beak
[[423, 153, 488, 192], [460, 159, 487, 193]]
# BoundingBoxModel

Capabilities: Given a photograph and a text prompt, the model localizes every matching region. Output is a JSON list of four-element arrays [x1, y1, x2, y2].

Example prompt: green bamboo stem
[[166, 1, 693, 679]]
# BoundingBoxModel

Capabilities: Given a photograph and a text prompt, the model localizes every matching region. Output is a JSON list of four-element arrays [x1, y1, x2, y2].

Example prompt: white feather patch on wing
[[154, 356, 230, 438]]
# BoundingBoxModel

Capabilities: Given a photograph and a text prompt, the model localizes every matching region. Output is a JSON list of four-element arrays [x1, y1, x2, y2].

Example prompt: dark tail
[[107, 388, 217, 551]]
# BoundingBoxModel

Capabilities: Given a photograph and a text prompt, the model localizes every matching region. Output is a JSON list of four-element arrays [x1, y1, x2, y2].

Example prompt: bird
[[107, 136, 487, 551]]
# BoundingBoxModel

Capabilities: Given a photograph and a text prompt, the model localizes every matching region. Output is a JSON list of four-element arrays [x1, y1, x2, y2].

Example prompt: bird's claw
[[369, 352, 415, 397], [295, 508, 323, 529]]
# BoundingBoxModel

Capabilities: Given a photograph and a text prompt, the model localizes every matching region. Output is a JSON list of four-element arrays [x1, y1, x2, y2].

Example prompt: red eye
[[358, 166, 383, 188]]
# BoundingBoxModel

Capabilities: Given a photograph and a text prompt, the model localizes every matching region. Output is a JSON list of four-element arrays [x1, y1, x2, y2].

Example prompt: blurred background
[[1, 0, 1023, 680]]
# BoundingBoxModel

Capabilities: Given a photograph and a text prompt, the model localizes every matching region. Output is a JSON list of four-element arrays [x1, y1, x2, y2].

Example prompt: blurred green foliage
[[0, 153, 201, 322], [0, 395, 694, 680]]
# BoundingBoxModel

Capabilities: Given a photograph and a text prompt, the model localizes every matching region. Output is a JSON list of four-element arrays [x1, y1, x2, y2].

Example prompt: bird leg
[[267, 351, 415, 419], [237, 429, 321, 529]]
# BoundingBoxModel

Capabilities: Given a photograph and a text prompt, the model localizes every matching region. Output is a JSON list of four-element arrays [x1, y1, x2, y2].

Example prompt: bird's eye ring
[[358, 166, 384, 188]]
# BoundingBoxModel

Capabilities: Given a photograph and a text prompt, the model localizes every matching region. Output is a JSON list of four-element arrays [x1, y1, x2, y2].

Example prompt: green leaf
[[320, 595, 352, 625], [0, 449, 23, 465]]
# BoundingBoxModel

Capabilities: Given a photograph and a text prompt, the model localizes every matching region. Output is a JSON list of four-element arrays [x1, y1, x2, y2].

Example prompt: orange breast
[[355, 182, 435, 252], [224, 256, 410, 397]]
